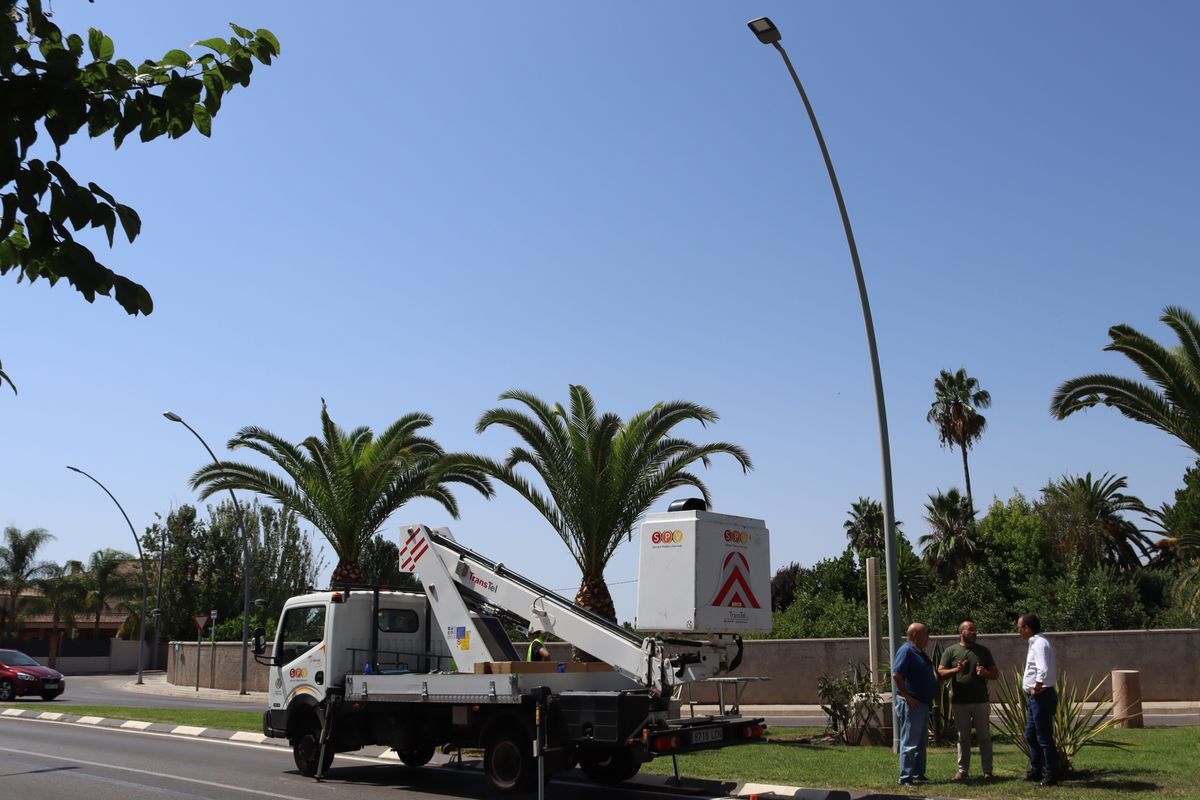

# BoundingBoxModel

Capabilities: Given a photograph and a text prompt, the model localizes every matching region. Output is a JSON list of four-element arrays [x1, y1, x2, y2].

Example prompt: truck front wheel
[[579, 746, 640, 783], [484, 727, 535, 792], [292, 726, 334, 777]]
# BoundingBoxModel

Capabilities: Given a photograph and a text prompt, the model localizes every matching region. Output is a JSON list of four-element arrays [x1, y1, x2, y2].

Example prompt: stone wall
[[168, 628, 1200, 702]]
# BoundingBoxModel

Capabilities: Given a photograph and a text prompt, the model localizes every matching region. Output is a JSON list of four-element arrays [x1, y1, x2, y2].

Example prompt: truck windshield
[[276, 605, 326, 664]]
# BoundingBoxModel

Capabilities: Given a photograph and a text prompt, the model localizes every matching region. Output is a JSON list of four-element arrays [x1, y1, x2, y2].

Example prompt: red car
[[0, 649, 65, 701]]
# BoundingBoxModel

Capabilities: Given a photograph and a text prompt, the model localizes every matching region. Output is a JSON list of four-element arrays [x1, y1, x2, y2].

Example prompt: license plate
[[691, 728, 723, 745], [43, 681, 59, 689]]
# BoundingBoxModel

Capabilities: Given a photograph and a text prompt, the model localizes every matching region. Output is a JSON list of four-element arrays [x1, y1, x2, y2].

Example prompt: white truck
[[254, 500, 772, 792]]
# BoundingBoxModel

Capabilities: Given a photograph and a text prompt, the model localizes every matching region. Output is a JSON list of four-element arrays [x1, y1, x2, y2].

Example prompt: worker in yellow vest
[[527, 634, 550, 662]]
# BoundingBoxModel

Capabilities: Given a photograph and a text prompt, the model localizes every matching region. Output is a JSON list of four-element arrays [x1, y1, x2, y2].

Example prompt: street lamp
[[747, 16, 903, 745], [164, 411, 253, 696], [67, 465, 150, 685], [151, 512, 166, 671]]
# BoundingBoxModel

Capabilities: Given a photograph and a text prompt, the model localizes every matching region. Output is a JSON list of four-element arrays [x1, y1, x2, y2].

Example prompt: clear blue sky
[[2, 2, 1198, 624]]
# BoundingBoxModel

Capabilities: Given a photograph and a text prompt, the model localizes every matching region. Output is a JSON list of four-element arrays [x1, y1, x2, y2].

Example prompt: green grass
[[0, 704, 263, 732], [643, 726, 1200, 798]]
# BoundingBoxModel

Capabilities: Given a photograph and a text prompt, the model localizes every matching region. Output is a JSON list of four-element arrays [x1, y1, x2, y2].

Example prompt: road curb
[[0, 708, 886, 800]]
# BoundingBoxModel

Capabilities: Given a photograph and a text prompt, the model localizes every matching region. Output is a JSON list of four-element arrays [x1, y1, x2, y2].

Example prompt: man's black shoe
[[1025, 769, 1043, 782], [1039, 776, 1057, 787]]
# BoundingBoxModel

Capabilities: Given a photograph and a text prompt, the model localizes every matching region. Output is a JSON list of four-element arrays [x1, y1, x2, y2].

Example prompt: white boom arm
[[399, 524, 740, 693]]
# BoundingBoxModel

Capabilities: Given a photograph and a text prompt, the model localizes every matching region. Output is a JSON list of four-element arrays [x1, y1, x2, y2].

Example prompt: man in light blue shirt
[[892, 622, 936, 786], [1019, 613, 1058, 786]]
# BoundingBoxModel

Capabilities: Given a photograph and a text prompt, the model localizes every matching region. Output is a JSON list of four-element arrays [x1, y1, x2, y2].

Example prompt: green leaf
[[67, 33, 84, 58], [195, 37, 228, 55], [202, 70, 225, 114], [229, 23, 254, 40], [49, 184, 68, 227], [88, 28, 103, 60], [93, 203, 116, 246], [87, 181, 116, 206], [161, 49, 191, 68], [255, 29, 281, 56], [115, 204, 141, 243], [192, 104, 212, 137], [0, 195, 17, 241], [69, 186, 95, 231]]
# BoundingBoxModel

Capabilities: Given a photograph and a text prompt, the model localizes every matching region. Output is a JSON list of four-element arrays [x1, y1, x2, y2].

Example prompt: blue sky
[[2, 2, 1198, 624]]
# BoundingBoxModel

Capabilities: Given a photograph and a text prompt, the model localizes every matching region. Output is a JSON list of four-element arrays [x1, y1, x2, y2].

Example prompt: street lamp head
[[748, 17, 781, 45], [66, 465, 81, 474], [163, 411, 183, 422]]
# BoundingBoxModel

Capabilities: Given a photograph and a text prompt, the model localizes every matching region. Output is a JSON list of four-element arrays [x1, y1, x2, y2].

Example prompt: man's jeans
[[895, 697, 929, 783], [953, 701, 993, 775], [1025, 687, 1059, 778]]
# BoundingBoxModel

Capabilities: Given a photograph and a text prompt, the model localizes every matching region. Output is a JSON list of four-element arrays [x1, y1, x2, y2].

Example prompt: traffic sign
[[193, 614, 209, 630]]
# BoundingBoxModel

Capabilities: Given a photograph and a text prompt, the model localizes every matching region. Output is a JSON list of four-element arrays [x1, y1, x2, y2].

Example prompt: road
[[44, 673, 264, 712], [0, 715, 712, 800]]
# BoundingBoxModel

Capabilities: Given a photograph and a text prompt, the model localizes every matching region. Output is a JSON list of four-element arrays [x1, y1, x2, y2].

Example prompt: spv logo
[[651, 529, 684, 545], [724, 529, 751, 545]]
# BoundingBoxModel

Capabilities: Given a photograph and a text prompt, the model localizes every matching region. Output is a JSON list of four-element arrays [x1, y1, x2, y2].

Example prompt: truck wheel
[[397, 741, 435, 767], [292, 727, 334, 777], [484, 727, 535, 792], [579, 747, 640, 783]]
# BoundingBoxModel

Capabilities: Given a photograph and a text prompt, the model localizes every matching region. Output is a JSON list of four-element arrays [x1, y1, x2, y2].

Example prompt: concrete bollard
[[1111, 669, 1144, 728]]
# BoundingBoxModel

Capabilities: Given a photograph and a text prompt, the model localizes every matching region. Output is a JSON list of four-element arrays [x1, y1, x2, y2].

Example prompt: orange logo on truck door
[[711, 552, 761, 609]]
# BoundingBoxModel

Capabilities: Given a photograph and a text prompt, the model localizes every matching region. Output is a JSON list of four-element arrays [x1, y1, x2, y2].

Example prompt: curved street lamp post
[[67, 466, 149, 685], [747, 16, 903, 750], [164, 412, 253, 696]]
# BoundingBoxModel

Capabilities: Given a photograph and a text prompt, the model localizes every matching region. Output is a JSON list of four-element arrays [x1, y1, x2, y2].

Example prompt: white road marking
[[38, 711, 64, 720], [76, 716, 104, 724], [0, 745, 305, 799], [1, 709, 22, 716], [230, 731, 267, 743]]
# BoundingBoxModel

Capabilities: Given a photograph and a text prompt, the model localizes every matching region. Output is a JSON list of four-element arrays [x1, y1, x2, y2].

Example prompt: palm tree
[[0, 526, 55, 637], [189, 401, 493, 585], [919, 488, 978, 577], [843, 497, 903, 560], [473, 385, 752, 623], [927, 368, 992, 506], [1051, 305, 1200, 456], [1038, 472, 1153, 571], [34, 564, 86, 669], [82, 549, 136, 635]]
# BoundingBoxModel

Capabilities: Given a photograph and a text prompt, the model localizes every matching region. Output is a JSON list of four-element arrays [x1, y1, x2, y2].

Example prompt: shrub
[[992, 668, 1129, 774], [816, 661, 885, 745]]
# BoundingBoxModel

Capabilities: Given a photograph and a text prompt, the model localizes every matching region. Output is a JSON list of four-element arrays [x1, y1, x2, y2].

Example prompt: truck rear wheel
[[292, 727, 334, 777], [397, 741, 435, 767], [579, 746, 640, 783], [484, 726, 535, 792]]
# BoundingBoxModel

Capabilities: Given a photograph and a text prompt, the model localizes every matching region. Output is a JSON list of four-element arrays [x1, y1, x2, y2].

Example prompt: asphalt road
[[0, 716, 710, 800], [41, 673, 264, 712]]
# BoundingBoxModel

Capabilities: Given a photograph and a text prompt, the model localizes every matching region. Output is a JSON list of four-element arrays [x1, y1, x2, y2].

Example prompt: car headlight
[[16, 672, 34, 681]]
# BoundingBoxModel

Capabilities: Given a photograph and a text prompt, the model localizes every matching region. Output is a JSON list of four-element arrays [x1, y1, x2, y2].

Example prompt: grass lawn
[[0, 704, 263, 733], [642, 726, 1200, 798]]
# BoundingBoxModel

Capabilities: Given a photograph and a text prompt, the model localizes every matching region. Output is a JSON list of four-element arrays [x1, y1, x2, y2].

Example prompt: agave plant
[[992, 668, 1129, 773], [929, 641, 958, 745]]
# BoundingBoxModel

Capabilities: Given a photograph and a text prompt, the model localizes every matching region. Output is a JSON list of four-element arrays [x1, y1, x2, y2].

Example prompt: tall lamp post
[[151, 513, 166, 671], [747, 16, 903, 748], [67, 466, 149, 685], [164, 411, 253, 695]]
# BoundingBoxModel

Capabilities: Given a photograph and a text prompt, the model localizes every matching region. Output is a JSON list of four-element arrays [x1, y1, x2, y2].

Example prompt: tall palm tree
[[1038, 472, 1153, 571], [927, 368, 992, 506], [1051, 306, 1200, 455], [82, 549, 136, 635], [34, 563, 86, 669], [919, 488, 978, 578], [0, 526, 55, 637], [843, 497, 903, 560], [189, 401, 493, 585], [472, 385, 752, 623]]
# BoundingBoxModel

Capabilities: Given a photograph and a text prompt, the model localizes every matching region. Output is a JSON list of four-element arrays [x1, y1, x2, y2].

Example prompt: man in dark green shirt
[[937, 619, 999, 780]]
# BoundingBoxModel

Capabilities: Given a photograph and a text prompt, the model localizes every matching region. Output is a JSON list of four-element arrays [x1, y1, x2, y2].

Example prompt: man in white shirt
[[1018, 613, 1059, 786]]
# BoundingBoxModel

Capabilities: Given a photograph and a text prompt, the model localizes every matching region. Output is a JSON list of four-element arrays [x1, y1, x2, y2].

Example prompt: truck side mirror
[[251, 626, 266, 656]]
